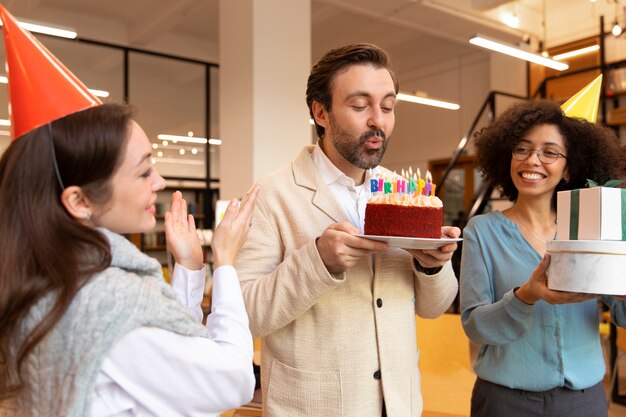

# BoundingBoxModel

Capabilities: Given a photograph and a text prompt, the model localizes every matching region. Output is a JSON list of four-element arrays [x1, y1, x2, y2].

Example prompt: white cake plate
[[361, 235, 462, 250]]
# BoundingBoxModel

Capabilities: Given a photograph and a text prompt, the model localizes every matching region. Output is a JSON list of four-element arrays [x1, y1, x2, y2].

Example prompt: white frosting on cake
[[368, 193, 443, 208]]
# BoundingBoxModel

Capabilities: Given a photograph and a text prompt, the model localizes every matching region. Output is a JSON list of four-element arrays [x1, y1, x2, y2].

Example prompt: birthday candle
[[431, 184, 437, 196], [384, 180, 392, 194], [397, 179, 406, 194], [370, 178, 379, 193], [425, 170, 432, 196]]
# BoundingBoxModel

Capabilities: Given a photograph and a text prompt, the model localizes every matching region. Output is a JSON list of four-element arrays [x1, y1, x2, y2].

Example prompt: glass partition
[[0, 34, 218, 186], [129, 51, 207, 179]]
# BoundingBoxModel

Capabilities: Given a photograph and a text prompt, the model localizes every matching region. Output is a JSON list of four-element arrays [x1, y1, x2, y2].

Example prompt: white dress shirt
[[89, 264, 255, 417], [311, 143, 376, 233]]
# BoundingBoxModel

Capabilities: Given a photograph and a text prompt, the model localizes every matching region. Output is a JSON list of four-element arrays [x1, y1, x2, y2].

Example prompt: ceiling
[[0, 0, 620, 172], [2, 0, 620, 85]]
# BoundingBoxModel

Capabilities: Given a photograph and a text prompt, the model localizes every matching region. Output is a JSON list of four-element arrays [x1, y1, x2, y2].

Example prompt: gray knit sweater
[[15, 228, 209, 417]]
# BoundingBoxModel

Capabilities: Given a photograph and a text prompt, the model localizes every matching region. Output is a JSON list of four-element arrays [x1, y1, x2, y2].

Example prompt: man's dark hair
[[306, 43, 399, 138]]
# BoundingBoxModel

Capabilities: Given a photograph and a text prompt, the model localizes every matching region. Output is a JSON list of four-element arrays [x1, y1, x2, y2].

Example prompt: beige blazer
[[236, 145, 458, 417]]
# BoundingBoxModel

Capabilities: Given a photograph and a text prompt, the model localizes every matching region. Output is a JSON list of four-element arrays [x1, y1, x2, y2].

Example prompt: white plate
[[361, 235, 462, 250]]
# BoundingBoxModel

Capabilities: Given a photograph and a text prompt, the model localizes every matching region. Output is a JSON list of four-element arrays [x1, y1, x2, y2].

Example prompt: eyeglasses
[[511, 145, 567, 164]]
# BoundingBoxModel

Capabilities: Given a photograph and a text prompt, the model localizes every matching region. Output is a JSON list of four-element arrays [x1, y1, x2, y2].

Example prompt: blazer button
[[376, 298, 383, 308], [373, 370, 381, 379]]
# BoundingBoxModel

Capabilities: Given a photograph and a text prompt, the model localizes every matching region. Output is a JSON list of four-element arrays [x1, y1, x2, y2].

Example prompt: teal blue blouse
[[460, 211, 626, 391]]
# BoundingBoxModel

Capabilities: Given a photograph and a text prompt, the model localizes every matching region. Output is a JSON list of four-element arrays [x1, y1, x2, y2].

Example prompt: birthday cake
[[364, 170, 443, 238]]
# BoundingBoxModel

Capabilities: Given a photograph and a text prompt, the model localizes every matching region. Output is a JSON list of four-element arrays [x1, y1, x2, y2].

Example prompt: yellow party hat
[[560, 74, 602, 123]]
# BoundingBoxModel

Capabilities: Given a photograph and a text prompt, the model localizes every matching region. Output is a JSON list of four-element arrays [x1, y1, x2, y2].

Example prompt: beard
[[327, 113, 389, 169]]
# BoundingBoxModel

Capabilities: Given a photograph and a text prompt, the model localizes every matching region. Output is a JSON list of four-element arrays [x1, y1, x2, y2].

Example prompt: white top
[[89, 264, 255, 417], [311, 144, 376, 233]]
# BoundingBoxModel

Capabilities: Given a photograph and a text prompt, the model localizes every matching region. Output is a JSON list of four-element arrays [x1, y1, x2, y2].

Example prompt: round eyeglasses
[[511, 145, 567, 164]]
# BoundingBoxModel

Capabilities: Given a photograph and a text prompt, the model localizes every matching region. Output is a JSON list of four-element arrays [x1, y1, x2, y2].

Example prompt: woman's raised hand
[[212, 185, 260, 268], [164, 191, 203, 270]]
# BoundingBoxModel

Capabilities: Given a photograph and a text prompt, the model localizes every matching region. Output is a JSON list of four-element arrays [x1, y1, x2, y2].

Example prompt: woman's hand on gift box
[[514, 254, 597, 305]]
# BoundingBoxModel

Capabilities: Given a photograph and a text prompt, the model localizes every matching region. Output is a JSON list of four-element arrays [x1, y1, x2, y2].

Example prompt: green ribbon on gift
[[586, 179, 624, 188], [569, 189, 580, 240], [574, 181, 626, 241]]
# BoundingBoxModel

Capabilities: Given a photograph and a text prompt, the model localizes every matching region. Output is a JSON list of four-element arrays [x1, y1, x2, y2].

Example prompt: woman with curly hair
[[460, 99, 626, 417]]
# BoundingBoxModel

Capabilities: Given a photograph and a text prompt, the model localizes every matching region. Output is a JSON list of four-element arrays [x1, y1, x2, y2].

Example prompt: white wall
[[382, 51, 526, 176], [383, 51, 491, 175]]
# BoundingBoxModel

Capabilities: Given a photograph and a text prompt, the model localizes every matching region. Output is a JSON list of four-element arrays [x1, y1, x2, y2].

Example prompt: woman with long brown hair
[[0, 5, 256, 416]]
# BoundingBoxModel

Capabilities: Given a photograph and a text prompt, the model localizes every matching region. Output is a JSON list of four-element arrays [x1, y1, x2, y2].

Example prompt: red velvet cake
[[364, 195, 443, 238]]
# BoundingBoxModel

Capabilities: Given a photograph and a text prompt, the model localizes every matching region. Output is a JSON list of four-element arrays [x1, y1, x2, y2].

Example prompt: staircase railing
[[436, 91, 527, 221]]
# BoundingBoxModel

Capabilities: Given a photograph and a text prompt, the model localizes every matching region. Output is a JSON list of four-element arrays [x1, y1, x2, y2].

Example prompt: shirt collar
[[311, 142, 377, 189]]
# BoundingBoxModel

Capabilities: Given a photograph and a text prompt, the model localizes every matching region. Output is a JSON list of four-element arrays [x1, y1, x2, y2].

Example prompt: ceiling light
[[0, 74, 109, 97], [88, 89, 109, 98], [179, 149, 185, 155], [191, 148, 198, 155], [613, 21, 623, 37], [396, 92, 460, 110], [469, 34, 569, 71], [152, 157, 205, 166], [157, 134, 222, 146], [158, 133, 207, 144], [0, 17, 77, 39], [553, 45, 600, 60]]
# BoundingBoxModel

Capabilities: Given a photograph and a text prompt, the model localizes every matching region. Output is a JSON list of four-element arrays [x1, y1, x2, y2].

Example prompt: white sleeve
[[170, 263, 206, 322], [92, 265, 255, 416]]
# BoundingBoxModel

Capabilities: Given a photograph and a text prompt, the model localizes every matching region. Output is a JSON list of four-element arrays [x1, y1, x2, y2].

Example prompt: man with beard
[[235, 44, 459, 417]]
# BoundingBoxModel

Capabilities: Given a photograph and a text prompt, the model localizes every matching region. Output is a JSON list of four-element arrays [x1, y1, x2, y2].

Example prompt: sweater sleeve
[[413, 261, 458, 318], [92, 266, 254, 416]]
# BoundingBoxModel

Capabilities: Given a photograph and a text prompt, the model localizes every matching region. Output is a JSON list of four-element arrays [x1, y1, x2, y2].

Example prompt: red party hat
[[0, 5, 102, 140]]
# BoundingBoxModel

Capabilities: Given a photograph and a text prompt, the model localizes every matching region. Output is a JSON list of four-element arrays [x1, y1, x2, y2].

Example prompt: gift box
[[547, 240, 626, 295], [556, 187, 626, 241]]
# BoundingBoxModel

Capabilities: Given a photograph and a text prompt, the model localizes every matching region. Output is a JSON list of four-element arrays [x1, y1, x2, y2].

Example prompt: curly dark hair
[[475, 99, 621, 205], [306, 43, 399, 138]]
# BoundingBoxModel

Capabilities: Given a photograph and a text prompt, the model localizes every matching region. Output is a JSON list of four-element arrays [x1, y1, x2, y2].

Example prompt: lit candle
[[397, 179, 406, 194], [425, 171, 432, 196], [408, 177, 417, 193], [431, 184, 436, 196], [370, 178, 379, 193], [384, 180, 392, 194], [417, 168, 424, 195]]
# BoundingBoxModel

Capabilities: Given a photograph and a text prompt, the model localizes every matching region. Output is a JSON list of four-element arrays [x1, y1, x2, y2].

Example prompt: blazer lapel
[[292, 145, 349, 224]]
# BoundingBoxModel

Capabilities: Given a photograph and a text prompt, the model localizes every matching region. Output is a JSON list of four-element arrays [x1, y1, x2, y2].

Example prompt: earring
[[84, 211, 92, 220]]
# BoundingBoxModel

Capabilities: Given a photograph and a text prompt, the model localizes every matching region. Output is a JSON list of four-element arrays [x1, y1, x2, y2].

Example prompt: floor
[[222, 331, 626, 417]]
